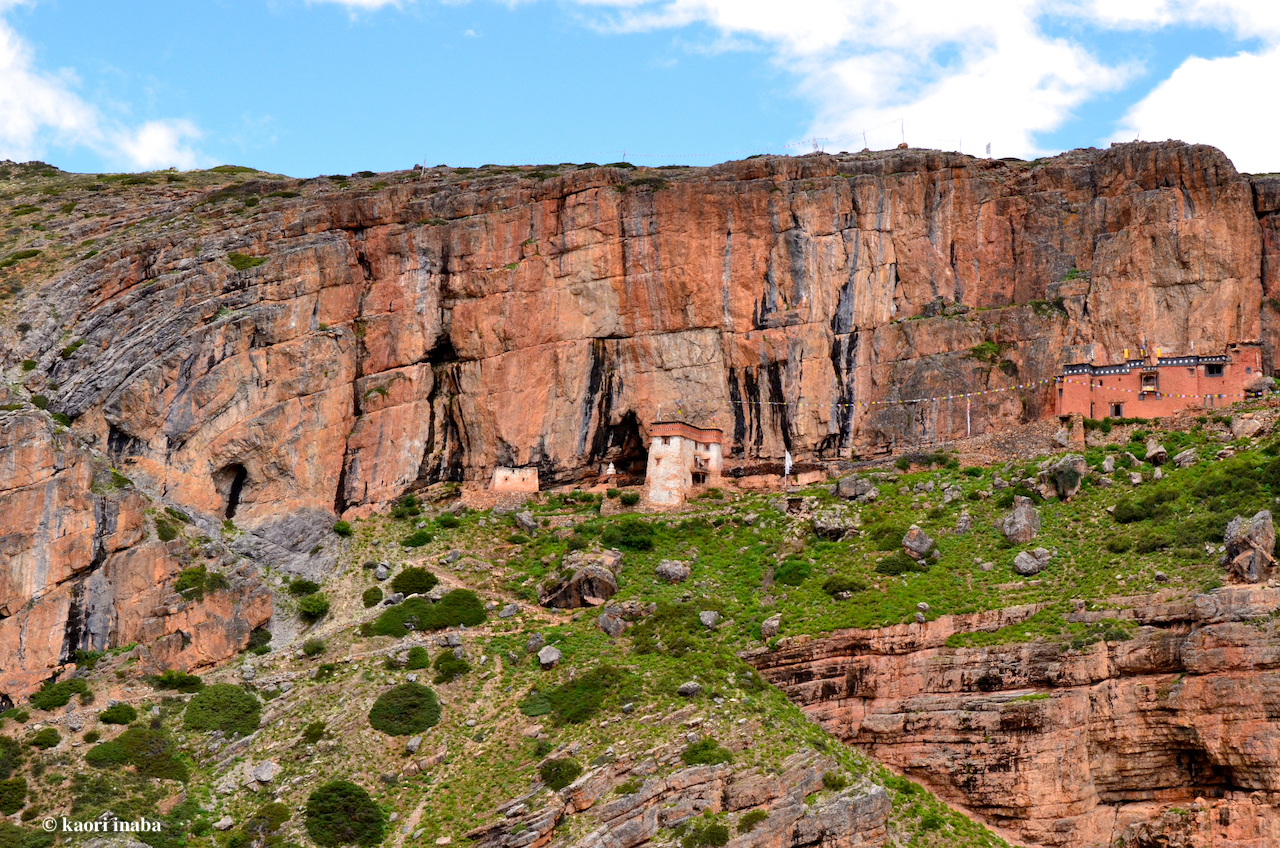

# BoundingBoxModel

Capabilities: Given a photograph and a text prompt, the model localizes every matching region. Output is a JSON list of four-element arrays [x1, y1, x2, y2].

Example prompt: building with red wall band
[[1056, 343, 1262, 419]]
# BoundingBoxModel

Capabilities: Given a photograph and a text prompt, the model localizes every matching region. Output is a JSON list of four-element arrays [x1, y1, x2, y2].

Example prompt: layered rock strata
[[3, 143, 1264, 536], [749, 589, 1280, 847]]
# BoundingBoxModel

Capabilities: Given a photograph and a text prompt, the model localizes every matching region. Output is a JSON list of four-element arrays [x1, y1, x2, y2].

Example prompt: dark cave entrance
[[214, 463, 249, 520], [593, 411, 649, 485]]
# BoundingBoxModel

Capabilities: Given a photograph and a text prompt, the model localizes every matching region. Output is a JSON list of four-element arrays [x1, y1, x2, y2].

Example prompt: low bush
[[85, 726, 187, 780], [680, 821, 730, 848], [864, 522, 908, 552], [0, 778, 24, 814], [390, 494, 422, 519], [0, 712, 26, 726], [298, 593, 331, 623], [362, 587, 383, 608], [98, 703, 136, 725], [305, 780, 386, 846], [30, 678, 88, 711], [601, 516, 652, 549], [874, 551, 929, 576], [737, 810, 768, 834], [302, 638, 326, 657], [517, 691, 552, 717], [240, 802, 290, 841], [436, 513, 460, 529], [606, 488, 620, 499], [822, 574, 868, 596], [822, 771, 849, 791], [301, 721, 326, 744], [332, 520, 353, 537], [227, 253, 267, 271], [183, 684, 261, 735], [774, 556, 810, 586], [401, 529, 433, 548], [544, 666, 628, 725], [83, 730, 99, 744], [247, 628, 271, 654], [368, 683, 441, 736], [289, 579, 321, 597], [432, 653, 470, 684], [682, 739, 732, 765], [389, 567, 438, 596], [0, 738, 20, 780], [404, 646, 430, 670], [539, 758, 582, 791], [369, 590, 485, 636], [28, 729, 58, 750]]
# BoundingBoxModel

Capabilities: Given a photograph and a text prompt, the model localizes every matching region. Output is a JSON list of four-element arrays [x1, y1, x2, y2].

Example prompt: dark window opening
[[214, 463, 249, 519], [425, 335, 459, 365], [1110, 403, 1124, 418], [1206, 363, 1224, 377], [692, 472, 707, 486]]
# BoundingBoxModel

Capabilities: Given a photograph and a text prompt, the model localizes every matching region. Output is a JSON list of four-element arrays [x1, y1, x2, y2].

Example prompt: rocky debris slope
[[749, 587, 1280, 847], [0, 401, 271, 701], [0, 142, 1266, 539]]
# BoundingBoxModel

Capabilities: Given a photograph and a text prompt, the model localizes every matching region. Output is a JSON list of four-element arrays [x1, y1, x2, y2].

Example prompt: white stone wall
[[645, 435, 695, 505], [491, 466, 539, 492]]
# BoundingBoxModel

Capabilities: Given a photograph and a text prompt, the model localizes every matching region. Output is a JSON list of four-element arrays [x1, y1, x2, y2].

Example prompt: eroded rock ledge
[[749, 588, 1280, 847]]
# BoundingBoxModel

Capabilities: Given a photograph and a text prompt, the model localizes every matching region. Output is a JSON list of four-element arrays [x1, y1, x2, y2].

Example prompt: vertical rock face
[[2, 142, 1266, 533], [0, 407, 270, 701], [748, 589, 1280, 848]]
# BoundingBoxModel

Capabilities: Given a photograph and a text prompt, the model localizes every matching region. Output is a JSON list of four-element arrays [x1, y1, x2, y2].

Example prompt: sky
[[3, 0, 1280, 177]]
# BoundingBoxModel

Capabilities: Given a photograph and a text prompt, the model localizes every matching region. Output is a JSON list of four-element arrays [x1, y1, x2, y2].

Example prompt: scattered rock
[[1102, 455, 1116, 473], [443, 550, 462, 564], [239, 665, 255, 682], [942, 484, 963, 505], [1231, 414, 1267, 439], [901, 525, 935, 560], [760, 614, 782, 640], [1154, 571, 1169, 583], [998, 496, 1041, 544], [375, 563, 390, 581], [213, 817, 235, 832], [525, 633, 546, 653], [536, 645, 561, 669], [979, 561, 995, 572], [913, 612, 927, 624], [538, 552, 620, 608], [677, 681, 702, 698], [1145, 439, 1168, 465], [1173, 448, 1198, 468], [406, 736, 423, 754], [698, 610, 721, 629], [515, 511, 539, 534], [1153, 467, 1163, 481], [1053, 428, 1071, 448], [252, 761, 281, 783], [384, 592, 404, 606], [1045, 454, 1088, 500], [1013, 547, 1055, 576], [596, 610, 626, 638], [1223, 510, 1276, 584], [499, 604, 519, 619], [812, 510, 860, 541], [916, 602, 930, 613], [1129, 472, 1143, 486], [656, 560, 691, 584], [955, 511, 973, 534]]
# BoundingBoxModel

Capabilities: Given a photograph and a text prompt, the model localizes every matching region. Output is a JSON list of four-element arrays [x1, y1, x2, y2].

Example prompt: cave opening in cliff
[[215, 463, 249, 519], [592, 411, 648, 485]]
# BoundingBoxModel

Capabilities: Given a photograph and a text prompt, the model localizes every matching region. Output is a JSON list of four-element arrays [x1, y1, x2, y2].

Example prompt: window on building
[[1141, 374, 1157, 393], [1206, 364, 1224, 377], [1110, 403, 1124, 417]]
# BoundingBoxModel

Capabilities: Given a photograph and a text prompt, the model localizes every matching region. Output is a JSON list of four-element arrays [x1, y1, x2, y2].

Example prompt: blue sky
[[4, 0, 1280, 176]]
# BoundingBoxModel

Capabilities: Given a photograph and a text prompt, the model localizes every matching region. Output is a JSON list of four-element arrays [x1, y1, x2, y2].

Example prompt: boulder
[[536, 645, 561, 669], [698, 610, 721, 629], [1129, 472, 1143, 486], [656, 560, 691, 584], [1101, 455, 1115, 473], [942, 484, 963, 505], [1053, 428, 1071, 448], [613, 600, 656, 620], [1145, 439, 1168, 465], [1231, 415, 1267, 439], [1173, 448, 1198, 468], [901, 525, 935, 561], [375, 563, 390, 581], [406, 736, 423, 754], [1013, 547, 1054, 576], [836, 475, 875, 499], [213, 818, 235, 832], [596, 610, 626, 638], [524, 633, 545, 653], [499, 603, 519, 619], [761, 614, 782, 640], [1244, 374, 1276, 395], [252, 760, 281, 783], [1223, 510, 1276, 584], [514, 511, 539, 534], [538, 554, 619, 609], [998, 496, 1041, 544], [812, 511, 860, 541], [677, 681, 701, 698], [955, 511, 972, 534], [1047, 454, 1088, 500]]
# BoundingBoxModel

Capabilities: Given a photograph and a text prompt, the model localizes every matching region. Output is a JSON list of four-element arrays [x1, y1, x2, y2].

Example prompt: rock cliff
[[749, 587, 1280, 847], [0, 142, 1265, 538]]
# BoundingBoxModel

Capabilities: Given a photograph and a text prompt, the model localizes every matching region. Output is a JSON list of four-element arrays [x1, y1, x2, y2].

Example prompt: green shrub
[[682, 738, 732, 765], [247, 628, 272, 654], [30, 678, 88, 711], [302, 638, 326, 657], [183, 684, 261, 735], [20, 361, 35, 372], [59, 339, 84, 359], [390, 494, 422, 519], [874, 551, 928, 576], [401, 529, 433, 548], [0, 822, 52, 848], [389, 567, 438, 595], [152, 669, 203, 692], [864, 522, 908, 552], [240, 802, 290, 840], [83, 730, 100, 744], [539, 758, 582, 791], [895, 456, 911, 470], [29, 396, 47, 410], [544, 666, 628, 725], [517, 691, 552, 717], [28, 729, 58, 750], [298, 593, 331, 623], [1105, 537, 1132, 553], [368, 683, 441, 735], [774, 556, 810, 586], [227, 253, 267, 271], [173, 565, 207, 598], [289, 579, 321, 597], [301, 721, 326, 744], [98, 703, 137, 725], [332, 520, 353, 537], [822, 771, 849, 791], [369, 590, 485, 636], [362, 587, 383, 608], [432, 653, 470, 684], [88, 726, 186, 780], [436, 513, 460, 529], [737, 810, 768, 834], [601, 516, 652, 549], [0, 738, 20, 780], [681, 821, 730, 848], [822, 574, 868, 596], [0, 712, 27, 726], [606, 488, 620, 499], [619, 491, 641, 506], [0, 779, 23, 815], [404, 646, 430, 670], [305, 780, 386, 846]]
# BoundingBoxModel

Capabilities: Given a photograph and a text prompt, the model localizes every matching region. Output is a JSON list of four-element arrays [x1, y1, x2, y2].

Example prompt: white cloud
[[0, 8, 206, 170], [1112, 46, 1280, 173], [306, 0, 406, 9]]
